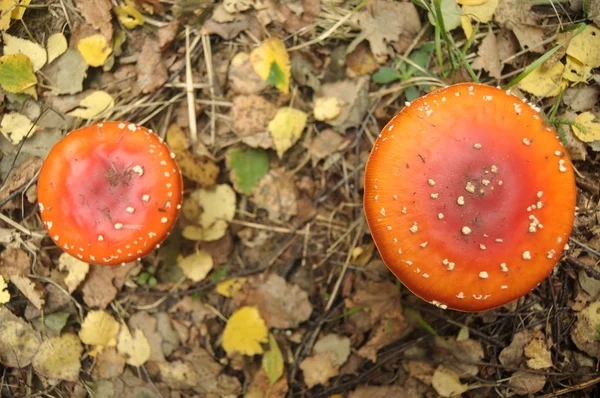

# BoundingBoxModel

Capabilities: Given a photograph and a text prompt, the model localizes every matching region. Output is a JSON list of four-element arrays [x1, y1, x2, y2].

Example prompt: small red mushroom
[[38, 121, 183, 266], [364, 83, 576, 312]]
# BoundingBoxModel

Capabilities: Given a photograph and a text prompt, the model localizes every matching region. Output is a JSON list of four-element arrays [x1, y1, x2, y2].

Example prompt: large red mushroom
[[364, 83, 576, 312], [38, 121, 183, 266]]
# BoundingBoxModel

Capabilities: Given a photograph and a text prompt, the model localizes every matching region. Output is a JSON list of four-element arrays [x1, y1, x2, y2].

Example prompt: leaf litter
[[0, 0, 599, 396]]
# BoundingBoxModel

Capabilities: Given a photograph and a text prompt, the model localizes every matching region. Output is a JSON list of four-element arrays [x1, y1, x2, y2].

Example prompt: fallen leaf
[[77, 34, 112, 67], [182, 184, 236, 241], [252, 168, 298, 221], [158, 360, 199, 390], [346, 41, 380, 77], [566, 24, 600, 68], [572, 111, 600, 143], [314, 97, 344, 122], [0, 112, 39, 145], [95, 347, 126, 379], [41, 312, 71, 335], [250, 37, 291, 93], [11, 0, 30, 20], [177, 250, 214, 282], [300, 352, 338, 388], [349, 386, 418, 398], [499, 330, 531, 367], [222, 306, 268, 356], [79, 310, 120, 354], [432, 365, 469, 397], [309, 129, 348, 165], [0, 276, 9, 304], [247, 367, 289, 398], [517, 62, 565, 97], [115, 0, 144, 29], [58, 252, 90, 293], [571, 301, 600, 357], [563, 55, 592, 83], [429, 0, 462, 32], [136, 36, 168, 93], [357, 317, 409, 362], [509, 370, 546, 395], [268, 107, 307, 158], [263, 334, 284, 386], [563, 86, 600, 112], [3, 32, 46, 71], [0, 248, 30, 280], [66, 90, 115, 119], [46, 32, 68, 63], [216, 277, 247, 298], [524, 330, 552, 369], [117, 325, 151, 367], [313, 334, 351, 368], [234, 273, 312, 329], [10, 275, 44, 310], [231, 94, 277, 147], [472, 30, 502, 79], [158, 19, 179, 50], [462, 0, 498, 23], [354, 0, 422, 62], [226, 147, 270, 195], [43, 48, 89, 95], [494, 0, 543, 53], [0, 53, 37, 93], [318, 76, 370, 130], [32, 333, 82, 381], [280, 0, 320, 33], [0, 307, 41, 367], [81, 262, 139, 309], [228, 52, 268, 94], [75, 0, 113, 41]]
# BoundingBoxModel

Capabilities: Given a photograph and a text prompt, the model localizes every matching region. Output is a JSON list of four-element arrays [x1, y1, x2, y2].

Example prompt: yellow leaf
[[215, 277, 247, 297], [262, 334, 284, 386], [114, 0, 144, 29], [177, 250, 214, 282], [517, 62, 566, 98], [67, 90, 115, 119], [10, 0, 29, 20], [563, 55, 592, 84], [462, 0, 498, 23], [0, 53, 36, 93], [566, 24, 600, 68], [460, 15, 473, 40], [184, 184, 236, 242], [79, 310, 120, 355], [58, 252, 90, 293], [268, 107, 307, 158], [572, 112, 600, 143], [47, 32, 68, 64], [3, 32, 46, 71], [222, 306, 268, 356], [0, 0, 16, 30], [0, 112, 39, 145], [313, 97, 343, 121], [457, 0, 487, 4], [32, 334, 82, 382], [77, 34, 112, 67], [250, 37, 291, 94], [0, 275, 10, 304], [117, 325, 151, 367]]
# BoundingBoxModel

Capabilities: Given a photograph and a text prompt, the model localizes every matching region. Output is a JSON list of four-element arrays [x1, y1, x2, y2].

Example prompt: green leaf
[[267, 61, 286, 90], [226, 147, 269, 195], [0, 54, 37, 93], [262, 334, 284, 386], [372, 67, 402, 84], [44, 312, 70, 334], [210, 265, 230, 283]]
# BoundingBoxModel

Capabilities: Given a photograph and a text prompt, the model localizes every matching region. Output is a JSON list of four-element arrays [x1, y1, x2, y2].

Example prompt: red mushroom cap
[[364, 83, 576, 312], [38, 121, 183, 266]]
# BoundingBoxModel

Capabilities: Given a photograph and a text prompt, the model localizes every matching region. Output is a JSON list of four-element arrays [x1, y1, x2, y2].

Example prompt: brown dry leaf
[[136, 36, 168, 93], [432, 365, 469, 397], [201, 15, 250, 40], [129, 311, 165, 363], [246, 367, 288, 398], [472, 30, 502, 79], [524, 330, 552, 369], [313, 334, 351, 367], [234, 273, 311, 329], [231, 95, 277, 148], [32, 333, 82, 381], [75, 0, 113, 41], [154, 312, 180, 356], [346, 42, 380, 77], [499, 330, 531, 367], [169, 295, 217, 324], [158, 360, 199, 390], [357, 317, 409, 362], [494, 0, 543, 53], [318, 76, 369, 130], [563, 86, 600, 112], [349, 385, 418, 398], [42, 49, 88, 95], [354, 0, 421, 63], [280, 0, 320, 33], [10, 275, 45, 310], [95, 347, 126, 379], [434, 336, 484, 377], [228, 52, 268, 94], [509, 370, 546, 395], [252, 168, 298, 221], [0, 307, 41, 368], [408, 360, 435, 385], [81, 262, 139, 309], [0, 157, 43, 208], [58, 252, 90, 293], [299, 352, 338, 388], [158, 19, 180, 50], [346, 280, 402, 323], [309, 129, 349, 165], [571, 301, 600, 357]]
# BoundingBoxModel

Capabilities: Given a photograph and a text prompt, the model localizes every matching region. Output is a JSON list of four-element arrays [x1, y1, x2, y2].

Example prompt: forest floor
[[0, 0, 599, 397]]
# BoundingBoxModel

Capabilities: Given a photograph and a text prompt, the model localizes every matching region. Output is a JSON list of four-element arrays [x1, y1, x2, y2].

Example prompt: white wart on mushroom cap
[[38, 122, 184, 265], [364, 83, 576, 312]]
